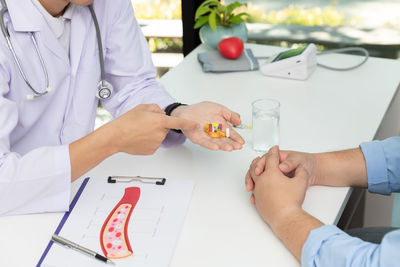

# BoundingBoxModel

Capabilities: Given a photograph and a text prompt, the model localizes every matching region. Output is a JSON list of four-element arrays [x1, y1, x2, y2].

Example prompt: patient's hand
[[249, 146, 309, 229], [246, 149, 318, 204]]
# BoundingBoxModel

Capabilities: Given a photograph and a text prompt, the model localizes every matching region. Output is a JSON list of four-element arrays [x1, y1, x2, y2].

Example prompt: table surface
[[1, 44, 399, 267]]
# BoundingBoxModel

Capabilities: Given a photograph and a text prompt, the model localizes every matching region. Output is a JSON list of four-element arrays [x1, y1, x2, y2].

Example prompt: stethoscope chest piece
[[96, 80, 113, 100]]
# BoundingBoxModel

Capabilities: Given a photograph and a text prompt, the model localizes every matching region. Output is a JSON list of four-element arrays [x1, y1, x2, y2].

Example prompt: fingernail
[[280, 163, 289, 172]]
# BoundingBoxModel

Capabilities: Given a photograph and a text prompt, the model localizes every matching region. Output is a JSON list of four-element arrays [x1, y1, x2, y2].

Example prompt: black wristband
[[165, 102, 188, 133]]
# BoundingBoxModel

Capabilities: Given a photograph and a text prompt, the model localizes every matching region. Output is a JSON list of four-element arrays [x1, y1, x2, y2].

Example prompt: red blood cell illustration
[[100, 187, 140, 259]]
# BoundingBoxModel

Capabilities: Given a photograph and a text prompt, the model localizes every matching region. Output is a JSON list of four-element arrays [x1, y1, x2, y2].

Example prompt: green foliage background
[[132, 0, 352, 25], [132, 0, 397, 57]]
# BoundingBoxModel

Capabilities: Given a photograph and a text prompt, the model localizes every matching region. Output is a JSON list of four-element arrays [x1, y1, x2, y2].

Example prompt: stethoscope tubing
[[8, 33, 50, 96], [0, 0, 112, 100], [88, 4, 106, 85], [0, 0, 49, 97]]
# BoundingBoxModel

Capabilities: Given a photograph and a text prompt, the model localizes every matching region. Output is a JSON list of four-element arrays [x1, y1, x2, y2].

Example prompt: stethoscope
[[0, 0, 113, 100]]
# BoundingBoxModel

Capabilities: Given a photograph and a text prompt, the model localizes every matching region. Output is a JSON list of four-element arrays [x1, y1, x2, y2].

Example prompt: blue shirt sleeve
[[302, 225, 400, 267], [360, 137, 400, 195]]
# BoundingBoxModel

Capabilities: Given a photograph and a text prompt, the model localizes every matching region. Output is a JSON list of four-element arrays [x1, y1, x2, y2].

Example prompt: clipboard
[[37, 176, 195, 267], [37, 177, 91, 267]]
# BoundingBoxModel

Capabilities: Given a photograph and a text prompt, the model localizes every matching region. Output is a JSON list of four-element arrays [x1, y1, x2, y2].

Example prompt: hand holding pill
[[168, 101, 244, 151]]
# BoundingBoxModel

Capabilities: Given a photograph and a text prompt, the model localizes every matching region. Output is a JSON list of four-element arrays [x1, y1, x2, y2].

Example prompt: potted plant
[[194, 0, 249, 49]]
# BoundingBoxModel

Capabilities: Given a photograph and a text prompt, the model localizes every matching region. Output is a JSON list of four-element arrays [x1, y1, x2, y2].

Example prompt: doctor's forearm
[[69, 127, 117, 182]]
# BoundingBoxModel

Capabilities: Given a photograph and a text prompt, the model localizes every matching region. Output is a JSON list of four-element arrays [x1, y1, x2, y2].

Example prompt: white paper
[[41, 177, 194, 267]]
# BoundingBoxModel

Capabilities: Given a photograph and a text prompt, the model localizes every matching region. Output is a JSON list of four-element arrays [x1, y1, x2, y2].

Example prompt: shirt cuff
[[56, 145, 72, 212], [1, 145, 71, 216], [30, 144, 71, 213], [162, 130, 187, 148], [301, 225, 344, 267], [360, 141, 391, 195]]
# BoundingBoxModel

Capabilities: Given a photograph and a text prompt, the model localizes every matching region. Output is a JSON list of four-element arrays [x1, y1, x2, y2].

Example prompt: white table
[[1, 44, 399, 267]]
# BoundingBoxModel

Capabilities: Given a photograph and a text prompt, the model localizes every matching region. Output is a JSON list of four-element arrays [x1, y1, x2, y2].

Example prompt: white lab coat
[[0, 0, 184, 216]]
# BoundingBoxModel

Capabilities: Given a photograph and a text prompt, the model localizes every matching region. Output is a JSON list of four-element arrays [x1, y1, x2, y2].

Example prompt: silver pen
[[52, 234, 115, 265]]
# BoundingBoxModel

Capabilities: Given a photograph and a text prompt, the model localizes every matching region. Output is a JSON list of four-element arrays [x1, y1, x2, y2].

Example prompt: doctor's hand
[[170, 101, 245, 151], [249, 146, 310, 229], [101, 104, 197, 155], [246, 149, 318, 204]]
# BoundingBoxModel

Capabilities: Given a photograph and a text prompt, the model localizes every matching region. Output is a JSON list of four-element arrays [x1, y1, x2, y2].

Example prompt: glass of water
[[252, 99, 280, 153]]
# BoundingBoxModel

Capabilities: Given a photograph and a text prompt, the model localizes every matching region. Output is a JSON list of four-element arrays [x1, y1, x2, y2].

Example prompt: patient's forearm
[[271, 208, 324, 262], [315, 148, 368, 188]]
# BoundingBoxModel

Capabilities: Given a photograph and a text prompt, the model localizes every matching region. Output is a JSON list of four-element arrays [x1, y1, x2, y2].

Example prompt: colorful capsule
[[204, 122, 229, 138]]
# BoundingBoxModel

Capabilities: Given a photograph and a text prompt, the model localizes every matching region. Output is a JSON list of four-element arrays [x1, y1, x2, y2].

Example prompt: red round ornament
[[217, 37, 244, 59]]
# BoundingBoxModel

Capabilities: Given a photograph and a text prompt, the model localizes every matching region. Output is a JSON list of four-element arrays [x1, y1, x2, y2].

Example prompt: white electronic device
[[260, 43, 317, 80]]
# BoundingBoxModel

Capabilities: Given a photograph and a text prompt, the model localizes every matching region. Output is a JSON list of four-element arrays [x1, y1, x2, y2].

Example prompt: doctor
[[0, 0, 244, 216]]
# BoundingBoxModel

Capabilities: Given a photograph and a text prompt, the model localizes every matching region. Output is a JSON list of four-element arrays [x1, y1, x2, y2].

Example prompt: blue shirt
[[301, 137, 400, 267]]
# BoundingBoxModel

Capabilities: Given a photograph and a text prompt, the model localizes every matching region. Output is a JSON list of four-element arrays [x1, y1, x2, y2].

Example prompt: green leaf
[[229, 15, 245, 24], [216, 13, 222, 25], [227, 2, 245, 14], [234, 12, 250, 18], [198, 0, 219, 9], [217, 4, 226, 15], [228, 12, 250, 24], [209, 10, 217, 31], [195, 6, 211, 20], [194, 16, 209, 29]]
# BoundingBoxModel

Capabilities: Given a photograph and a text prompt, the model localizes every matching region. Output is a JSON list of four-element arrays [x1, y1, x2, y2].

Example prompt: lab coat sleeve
[[100, 0, 185, 147], [0, 68, 71, 216]]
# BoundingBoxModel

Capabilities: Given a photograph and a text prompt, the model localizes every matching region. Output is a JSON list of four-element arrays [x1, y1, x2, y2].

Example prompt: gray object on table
[[197, 48, 259, 73]]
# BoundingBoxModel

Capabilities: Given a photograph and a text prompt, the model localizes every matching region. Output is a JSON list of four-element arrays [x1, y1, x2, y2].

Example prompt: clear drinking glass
[[252, 99, 280, 152]]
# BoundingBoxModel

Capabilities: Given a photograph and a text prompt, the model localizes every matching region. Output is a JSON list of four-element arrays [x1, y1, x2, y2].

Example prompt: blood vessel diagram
[[100, 187, 140, 259]]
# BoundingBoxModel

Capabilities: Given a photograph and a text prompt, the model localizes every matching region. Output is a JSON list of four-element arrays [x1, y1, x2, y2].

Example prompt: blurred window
[[226, 0, 400, 59], [132, 0, 183, 77]]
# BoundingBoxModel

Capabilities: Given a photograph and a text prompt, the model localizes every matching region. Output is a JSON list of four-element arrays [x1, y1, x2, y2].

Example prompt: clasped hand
[[245, 147, 317, 228]]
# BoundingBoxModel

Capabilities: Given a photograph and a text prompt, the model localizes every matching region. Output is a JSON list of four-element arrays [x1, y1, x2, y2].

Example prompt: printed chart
[[40, 177, 194, 267]]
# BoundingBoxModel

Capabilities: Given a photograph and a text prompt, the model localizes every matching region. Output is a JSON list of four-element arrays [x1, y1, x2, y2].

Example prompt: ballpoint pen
[[52, 234, 115, 265]]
